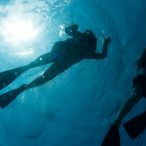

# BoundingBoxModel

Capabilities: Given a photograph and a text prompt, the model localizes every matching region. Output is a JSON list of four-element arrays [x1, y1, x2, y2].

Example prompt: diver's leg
[[136, 48, 146, 71], [27, 53, 53, 69], [13, 53, 53, 73], [114, 86, 143, 125], [23, 63, 67, 90], [101, 86, 142, 146], [0, 53, 53, 90], [115, 74, 146, 124]]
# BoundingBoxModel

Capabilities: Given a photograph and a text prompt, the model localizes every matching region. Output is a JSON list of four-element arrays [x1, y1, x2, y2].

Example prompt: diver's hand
[[103, 37, 111, 45], [65, 24, 79, 36], [65, 24, 79, 31]]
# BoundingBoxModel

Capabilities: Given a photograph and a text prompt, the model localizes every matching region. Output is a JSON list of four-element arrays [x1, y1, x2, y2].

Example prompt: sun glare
[[0, 16, 39, 45]]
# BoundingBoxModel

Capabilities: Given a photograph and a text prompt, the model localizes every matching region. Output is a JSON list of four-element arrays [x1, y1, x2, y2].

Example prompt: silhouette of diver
[[0, 24, 111, 108], [102, 48, 146, 146]]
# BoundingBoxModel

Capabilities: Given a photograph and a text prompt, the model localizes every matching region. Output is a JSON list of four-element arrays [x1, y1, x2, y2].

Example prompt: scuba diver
[[102, 48, 146, 146], [0, 24, 111, 108]]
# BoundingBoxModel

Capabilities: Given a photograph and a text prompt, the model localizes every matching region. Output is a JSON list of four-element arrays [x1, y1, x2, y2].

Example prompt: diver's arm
[[85, 52, 106, 59], [85, 37, 111, 59], [65, 24, 83, 37], [99, 37, 111, 59]]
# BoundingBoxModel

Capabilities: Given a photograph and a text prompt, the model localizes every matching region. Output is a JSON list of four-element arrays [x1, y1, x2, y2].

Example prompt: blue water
[[0, 0, 146, 146]]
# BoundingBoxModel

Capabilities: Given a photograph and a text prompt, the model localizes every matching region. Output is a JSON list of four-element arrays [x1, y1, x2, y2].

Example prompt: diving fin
[[0, 66, 28, 90], [0, 85, 25, 108], [124, 111, 146, 139], [101, 124, 120, 146]]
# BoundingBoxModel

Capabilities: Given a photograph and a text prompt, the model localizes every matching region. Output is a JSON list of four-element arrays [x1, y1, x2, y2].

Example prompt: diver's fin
[[0, 85, 25, 108], [124, 111, 146, 139], [101, 124, 120, 146], [0, 66, 28, 90]]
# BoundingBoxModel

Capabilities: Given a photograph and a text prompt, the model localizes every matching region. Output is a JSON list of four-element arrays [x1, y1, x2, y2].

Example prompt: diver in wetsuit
[[24, 24, 111, 90], [0, 24, 111, 108], [114, 48, 146, 125], [102, 48, 146, 146]]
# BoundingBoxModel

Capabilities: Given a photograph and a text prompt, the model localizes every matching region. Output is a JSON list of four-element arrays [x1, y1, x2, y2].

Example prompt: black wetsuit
[[0, 24, 111, 108], [133, 74, 146, 97], [49, 25, 97, 69], [133, 48, 146, 97]]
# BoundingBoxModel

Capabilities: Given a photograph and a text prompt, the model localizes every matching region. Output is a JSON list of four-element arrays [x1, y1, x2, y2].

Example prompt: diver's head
[[84, 30, 97, 44]]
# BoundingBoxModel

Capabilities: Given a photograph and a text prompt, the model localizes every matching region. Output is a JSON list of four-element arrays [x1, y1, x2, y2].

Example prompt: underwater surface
[[0, 0, 146, 146]]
